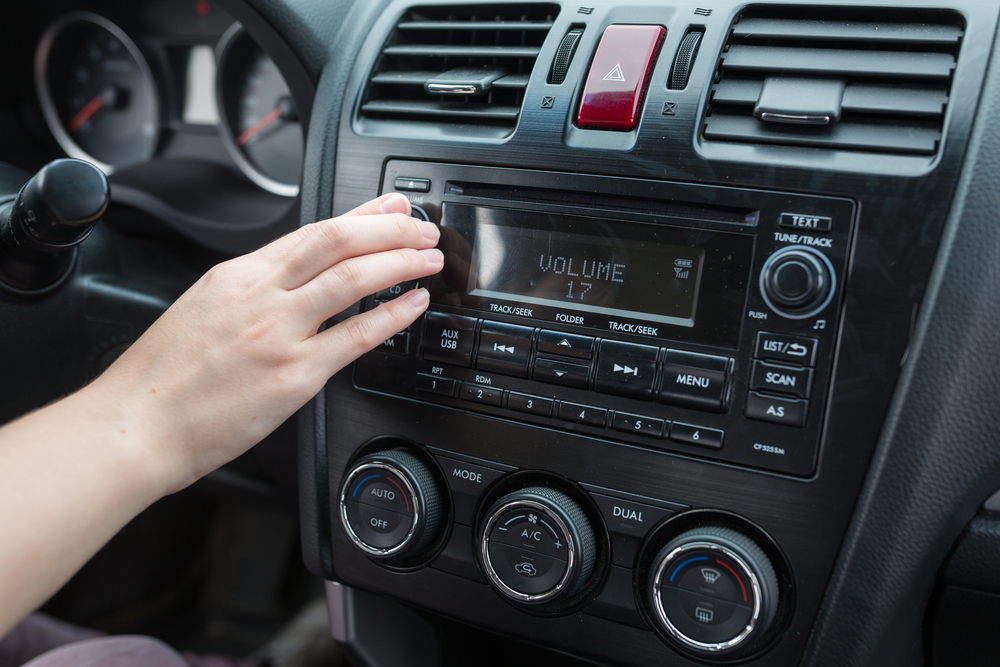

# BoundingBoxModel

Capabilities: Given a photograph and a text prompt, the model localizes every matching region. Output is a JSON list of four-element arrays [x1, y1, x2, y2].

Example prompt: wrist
[[67, 378, 184, 500]]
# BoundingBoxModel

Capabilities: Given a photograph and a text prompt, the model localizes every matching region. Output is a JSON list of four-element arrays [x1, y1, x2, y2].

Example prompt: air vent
[[703, 8, 964, 156], [359, 4, 560, 135]]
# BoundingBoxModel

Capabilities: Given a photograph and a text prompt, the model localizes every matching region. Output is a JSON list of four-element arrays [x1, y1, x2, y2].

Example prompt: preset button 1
[[422, 312, 477, 366]]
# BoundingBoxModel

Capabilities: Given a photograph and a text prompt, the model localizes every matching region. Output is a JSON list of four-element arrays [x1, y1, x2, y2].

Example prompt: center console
[[326, 161, 852, 661], [298, 1, 996, 665]]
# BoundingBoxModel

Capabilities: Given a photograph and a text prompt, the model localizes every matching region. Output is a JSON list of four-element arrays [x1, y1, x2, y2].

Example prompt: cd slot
[[444, 181, 759, 226]]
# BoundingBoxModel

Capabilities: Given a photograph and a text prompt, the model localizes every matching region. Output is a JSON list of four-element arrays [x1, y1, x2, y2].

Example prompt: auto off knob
[[648, 526, 779, 657], [759, 245, 836, 319], [339, 450, 444, 562], [479, 487, 596, 607]]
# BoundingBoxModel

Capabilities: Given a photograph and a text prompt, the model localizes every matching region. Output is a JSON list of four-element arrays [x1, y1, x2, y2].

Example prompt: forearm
[[0, 383, 173, 637], [0, 193, 439, 636]]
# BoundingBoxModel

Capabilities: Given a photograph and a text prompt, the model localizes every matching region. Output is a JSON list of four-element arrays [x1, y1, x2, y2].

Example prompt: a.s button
[[745, 392, 808, 427]]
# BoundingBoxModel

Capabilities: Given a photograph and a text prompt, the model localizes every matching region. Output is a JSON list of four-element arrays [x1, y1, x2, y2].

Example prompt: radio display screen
[[432, 204, 754, 348], [472, 226, 704, 328]]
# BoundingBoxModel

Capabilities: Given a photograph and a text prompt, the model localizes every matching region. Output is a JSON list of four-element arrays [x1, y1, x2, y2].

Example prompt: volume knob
[[760, 246, 835, 319]]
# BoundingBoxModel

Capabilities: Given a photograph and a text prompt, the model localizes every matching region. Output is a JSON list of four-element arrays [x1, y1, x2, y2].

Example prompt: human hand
[[87, 193, 441, 494]]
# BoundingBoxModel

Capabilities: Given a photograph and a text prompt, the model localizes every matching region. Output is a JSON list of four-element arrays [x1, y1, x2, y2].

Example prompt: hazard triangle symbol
[[603, 63, 625, 81]]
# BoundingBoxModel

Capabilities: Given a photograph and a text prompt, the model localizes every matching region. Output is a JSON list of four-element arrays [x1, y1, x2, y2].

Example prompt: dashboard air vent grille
[[703, 8, 964, 156], [360, 4, 560, 133]]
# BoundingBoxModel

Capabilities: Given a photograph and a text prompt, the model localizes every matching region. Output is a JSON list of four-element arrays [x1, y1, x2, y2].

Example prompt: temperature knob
[[648, 526, 779, 657], [760, 246, 835, 319], [339, 450, 444, 562], [479, 487, 596, 606]]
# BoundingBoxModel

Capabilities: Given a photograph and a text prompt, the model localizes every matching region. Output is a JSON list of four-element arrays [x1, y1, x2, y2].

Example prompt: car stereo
[[353, 161, 855, 477]]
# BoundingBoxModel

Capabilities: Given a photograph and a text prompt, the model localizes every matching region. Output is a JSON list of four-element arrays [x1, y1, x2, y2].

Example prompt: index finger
[[341, 192, 411, 218]]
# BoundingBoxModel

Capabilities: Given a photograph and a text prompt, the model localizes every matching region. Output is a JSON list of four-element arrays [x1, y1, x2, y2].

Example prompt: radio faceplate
[[353, 161, 855, 476]]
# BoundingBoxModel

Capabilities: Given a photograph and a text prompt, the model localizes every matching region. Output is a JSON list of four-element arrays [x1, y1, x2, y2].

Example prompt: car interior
[[2, 0, 1000, 666]]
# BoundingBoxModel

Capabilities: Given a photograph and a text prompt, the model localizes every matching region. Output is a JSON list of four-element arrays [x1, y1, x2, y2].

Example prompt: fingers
[[292, 246, 443, 330], [341, 192, 411, 218], [306, 288, 430, 376], [270, 208, 440, 290]]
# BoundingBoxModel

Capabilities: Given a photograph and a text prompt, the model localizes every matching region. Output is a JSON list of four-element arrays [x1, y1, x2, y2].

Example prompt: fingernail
[[404, 288, 429, 308], [416, 219, 439, 240], [379, 194, 409, 215], [420, 248, 444, 263]]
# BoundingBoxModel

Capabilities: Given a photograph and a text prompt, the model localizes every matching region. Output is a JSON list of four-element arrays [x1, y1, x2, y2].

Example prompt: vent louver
[[359, 4, 560, 135], [703, 8, 964, 156]]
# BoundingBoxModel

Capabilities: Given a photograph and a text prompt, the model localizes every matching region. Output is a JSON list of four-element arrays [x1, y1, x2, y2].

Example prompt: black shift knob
[[13, 159, 109, 248], [0, 159, 110, 292]]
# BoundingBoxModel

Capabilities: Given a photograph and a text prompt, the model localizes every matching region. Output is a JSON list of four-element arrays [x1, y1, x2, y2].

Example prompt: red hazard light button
[[577, 25, 666, 131]]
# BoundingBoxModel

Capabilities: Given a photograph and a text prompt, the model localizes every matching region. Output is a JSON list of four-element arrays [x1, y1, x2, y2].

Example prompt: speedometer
[[35, 13, 160, 173], [216, 24, 303, 197]]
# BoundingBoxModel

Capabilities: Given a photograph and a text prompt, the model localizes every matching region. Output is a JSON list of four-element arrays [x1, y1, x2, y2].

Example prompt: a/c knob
[[479, 487, 596, 607]]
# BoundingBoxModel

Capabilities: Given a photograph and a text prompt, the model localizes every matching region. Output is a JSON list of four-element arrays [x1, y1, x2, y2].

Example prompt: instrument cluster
[[34, 7, 303, 197]]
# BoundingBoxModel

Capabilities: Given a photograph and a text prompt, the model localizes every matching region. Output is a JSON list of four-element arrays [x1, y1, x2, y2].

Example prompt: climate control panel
[[336, 441, 791, 661]]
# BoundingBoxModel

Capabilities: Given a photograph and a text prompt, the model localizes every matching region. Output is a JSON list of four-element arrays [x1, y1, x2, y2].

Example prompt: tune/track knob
[[339, 450, 444, 562], [760, 246, 835, 319], [648, 526, 779, 657], [479, 487, 596, 607]]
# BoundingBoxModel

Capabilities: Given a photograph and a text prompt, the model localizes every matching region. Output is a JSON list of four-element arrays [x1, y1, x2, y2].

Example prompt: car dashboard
[[4, 1, 1000, 667]]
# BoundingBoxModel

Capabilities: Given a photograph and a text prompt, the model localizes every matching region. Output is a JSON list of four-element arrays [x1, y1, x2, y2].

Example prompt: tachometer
[[35, 13, 160, 173], [216, 24, 303, 197]]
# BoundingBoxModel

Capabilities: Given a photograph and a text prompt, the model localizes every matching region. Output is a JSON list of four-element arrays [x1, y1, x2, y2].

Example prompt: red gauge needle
[[236, 107, 283, 146], [68, 95, 105, 133]]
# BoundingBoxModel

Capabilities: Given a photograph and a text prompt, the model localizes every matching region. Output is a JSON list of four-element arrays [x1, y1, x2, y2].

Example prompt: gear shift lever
[[0, 159, 110, 292]]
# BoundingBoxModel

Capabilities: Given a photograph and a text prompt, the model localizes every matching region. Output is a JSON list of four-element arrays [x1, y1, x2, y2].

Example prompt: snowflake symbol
[[528, 514, 537, 524]]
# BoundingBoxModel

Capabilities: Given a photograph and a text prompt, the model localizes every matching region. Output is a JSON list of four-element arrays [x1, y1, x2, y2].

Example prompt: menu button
[[659, 350, 730, 413]]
